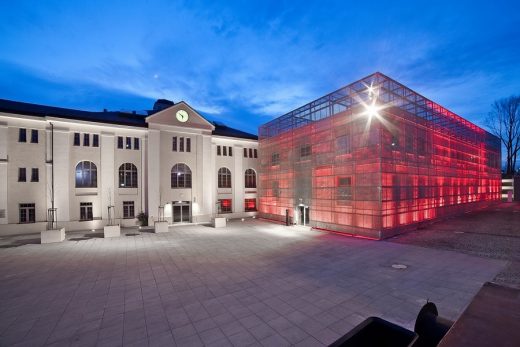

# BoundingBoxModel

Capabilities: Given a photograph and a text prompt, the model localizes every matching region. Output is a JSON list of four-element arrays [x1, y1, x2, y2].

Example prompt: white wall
[[0, 110, 258, 235]]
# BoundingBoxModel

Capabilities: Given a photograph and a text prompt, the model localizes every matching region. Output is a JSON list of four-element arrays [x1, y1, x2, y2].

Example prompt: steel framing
[[258, 72, 501, 239]]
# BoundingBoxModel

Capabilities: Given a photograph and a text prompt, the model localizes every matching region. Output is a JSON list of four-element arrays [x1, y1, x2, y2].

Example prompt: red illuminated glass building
[[258, 73, 501, 239]]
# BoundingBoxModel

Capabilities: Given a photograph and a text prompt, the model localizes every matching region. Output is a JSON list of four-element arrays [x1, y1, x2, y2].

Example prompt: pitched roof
[[0, 98, 258, 140], [0, 98, 148, 127], [211, 122, 258, 140]]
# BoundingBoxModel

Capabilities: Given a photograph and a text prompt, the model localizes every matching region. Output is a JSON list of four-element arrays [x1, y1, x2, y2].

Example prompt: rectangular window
[[217, 145, 221, 156], [172, 136, 177, 151], [18, 168, 26, 182], [272, 181, 280, 197], [179, 137, 184, 152], [134, 138, 139, 150], [337, 176, 352, 205], [405, 134, 414, 153], [249, 148, 253, 158], [18, 128, 27, 143], [117, 136, 123, 149], [300, 144, 311, 159], [244, 148, 248, 158], [223, 146, 227, 156], [93, 134, 99, 147], [229, 146, 233, 156], [186, 138, 191, 152], [126, 137, 132, 149], [80, 202, 93, 221], [31, 168, 39, 182], [83, 133, 90, 146], [336, 135, 351, 154], [245, 198, 257, 212], [254, 149, 258, 158], [31, 129, 38, 143], [19, 203, 35, 223], [74, 133, 80, 146], [123, 201, 135, 218], [219, 199, 232, 213], [271, 153, 280, 165]]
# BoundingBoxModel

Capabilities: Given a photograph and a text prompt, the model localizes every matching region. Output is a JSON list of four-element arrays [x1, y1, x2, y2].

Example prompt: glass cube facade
[[258, 73, 501, 239]]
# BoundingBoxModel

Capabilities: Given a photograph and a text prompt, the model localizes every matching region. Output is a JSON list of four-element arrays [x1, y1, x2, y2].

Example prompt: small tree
[[485, 96, 520, 176]]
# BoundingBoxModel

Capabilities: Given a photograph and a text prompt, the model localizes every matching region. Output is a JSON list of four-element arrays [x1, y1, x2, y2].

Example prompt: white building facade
[[0, 99, 258, 234]]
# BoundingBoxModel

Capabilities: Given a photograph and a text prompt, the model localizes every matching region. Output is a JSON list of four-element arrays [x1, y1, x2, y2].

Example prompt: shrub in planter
[[137, 212, 148, 227]]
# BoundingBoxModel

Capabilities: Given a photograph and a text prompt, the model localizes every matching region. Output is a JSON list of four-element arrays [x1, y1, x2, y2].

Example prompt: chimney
[[153, 99, 174, 112]]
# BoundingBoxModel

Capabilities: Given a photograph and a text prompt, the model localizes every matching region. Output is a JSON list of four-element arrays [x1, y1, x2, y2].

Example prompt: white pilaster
[[101, 133, 115, 220], [147, 129, 160, 223], [0, 123, 6, 224], [234, 144, 244, 213], [53, 129, 70, 221]]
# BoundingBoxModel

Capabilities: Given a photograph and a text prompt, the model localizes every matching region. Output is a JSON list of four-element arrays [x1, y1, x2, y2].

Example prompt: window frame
[[118, 163, 138, 188], [83, 133, 90, 146], [117, 136, 123, 149], [30, 129, 38, 143], [171, 163, 192, 188], [18, 168, 26, 182], [245, 169, 256, 188], [218, 167, 232, 188], [80, 202, 93, 221], [18, 128, 27, 143], [219, 199, 232, 213], [134, 138, 139, 150], [244, 198, 257, 212], [336, 176, 353, 205], [74, 133, 80, 146], [19, 203, 35, 223], [75, 161, 98, 188], [93, 134, 99, 147], [31, 168, 39, 182], [271, 153, 280, 165], [123, 201, 135, 219]]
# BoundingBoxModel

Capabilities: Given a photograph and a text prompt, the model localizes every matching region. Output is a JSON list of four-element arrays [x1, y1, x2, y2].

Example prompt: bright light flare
[[363, 101, 383, 119]]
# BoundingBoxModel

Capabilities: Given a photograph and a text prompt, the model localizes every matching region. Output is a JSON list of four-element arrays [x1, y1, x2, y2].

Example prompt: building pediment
[[145, 101, 215, 131]]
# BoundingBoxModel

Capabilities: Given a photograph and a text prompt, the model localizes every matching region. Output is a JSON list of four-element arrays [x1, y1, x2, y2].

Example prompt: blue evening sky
[[0, 0, 518, 135]]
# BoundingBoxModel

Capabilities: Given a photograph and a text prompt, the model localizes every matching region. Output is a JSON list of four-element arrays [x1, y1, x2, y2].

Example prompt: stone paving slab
[[0, 220, 506, 346]]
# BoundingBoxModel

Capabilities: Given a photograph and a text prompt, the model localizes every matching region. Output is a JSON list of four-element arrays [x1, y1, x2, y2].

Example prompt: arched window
[[171, 163, 192, 188], [218, 167, 232, 188], [119, 163, 138, 188], [245, 169, 256, 188], [75, 161, 97, 188]]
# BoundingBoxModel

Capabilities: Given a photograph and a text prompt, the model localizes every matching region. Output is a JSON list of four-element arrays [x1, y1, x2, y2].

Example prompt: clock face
[[176, 109, 189, 123]]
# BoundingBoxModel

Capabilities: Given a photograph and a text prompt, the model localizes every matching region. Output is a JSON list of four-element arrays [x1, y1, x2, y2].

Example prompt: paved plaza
[[0, 220, 505, 347]]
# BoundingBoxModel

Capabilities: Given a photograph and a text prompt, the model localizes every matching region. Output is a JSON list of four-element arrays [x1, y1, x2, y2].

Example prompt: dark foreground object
[[330, 282, 520, 347], [329, 317, 418, 347], [438, 282, 520, 347]]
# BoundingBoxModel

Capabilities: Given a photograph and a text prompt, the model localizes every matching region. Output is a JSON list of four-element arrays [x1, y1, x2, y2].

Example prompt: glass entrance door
[[298, 205, 310, 225], [172, 201, 191, 223]]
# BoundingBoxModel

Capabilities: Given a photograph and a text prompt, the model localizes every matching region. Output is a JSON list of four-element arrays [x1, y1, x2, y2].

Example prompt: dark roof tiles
[[0, 98, 258, 140]]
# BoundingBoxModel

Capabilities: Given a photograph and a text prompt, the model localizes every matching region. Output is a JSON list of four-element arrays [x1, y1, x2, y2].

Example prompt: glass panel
[[181, 205, 190, 222], [173, 206, 181, 222]]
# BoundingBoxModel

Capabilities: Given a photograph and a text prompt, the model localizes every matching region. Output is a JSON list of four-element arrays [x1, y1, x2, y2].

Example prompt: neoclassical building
[[0, 98, 258, 234]]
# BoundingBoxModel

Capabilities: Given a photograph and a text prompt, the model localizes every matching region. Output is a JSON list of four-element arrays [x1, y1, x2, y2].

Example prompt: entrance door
[[298, 205, 310, 225], [172, 201, 191, 223]]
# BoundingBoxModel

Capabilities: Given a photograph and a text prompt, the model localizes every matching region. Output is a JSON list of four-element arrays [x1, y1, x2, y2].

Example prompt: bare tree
[[486, 96, 520, 176]]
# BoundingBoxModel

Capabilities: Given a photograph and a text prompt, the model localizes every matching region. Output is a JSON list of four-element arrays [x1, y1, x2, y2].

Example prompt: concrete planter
[[212, 217, 227, 228], [41, 228, 65, 244], [103, 225, 121, 238], [154, 221, 169, 233]]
